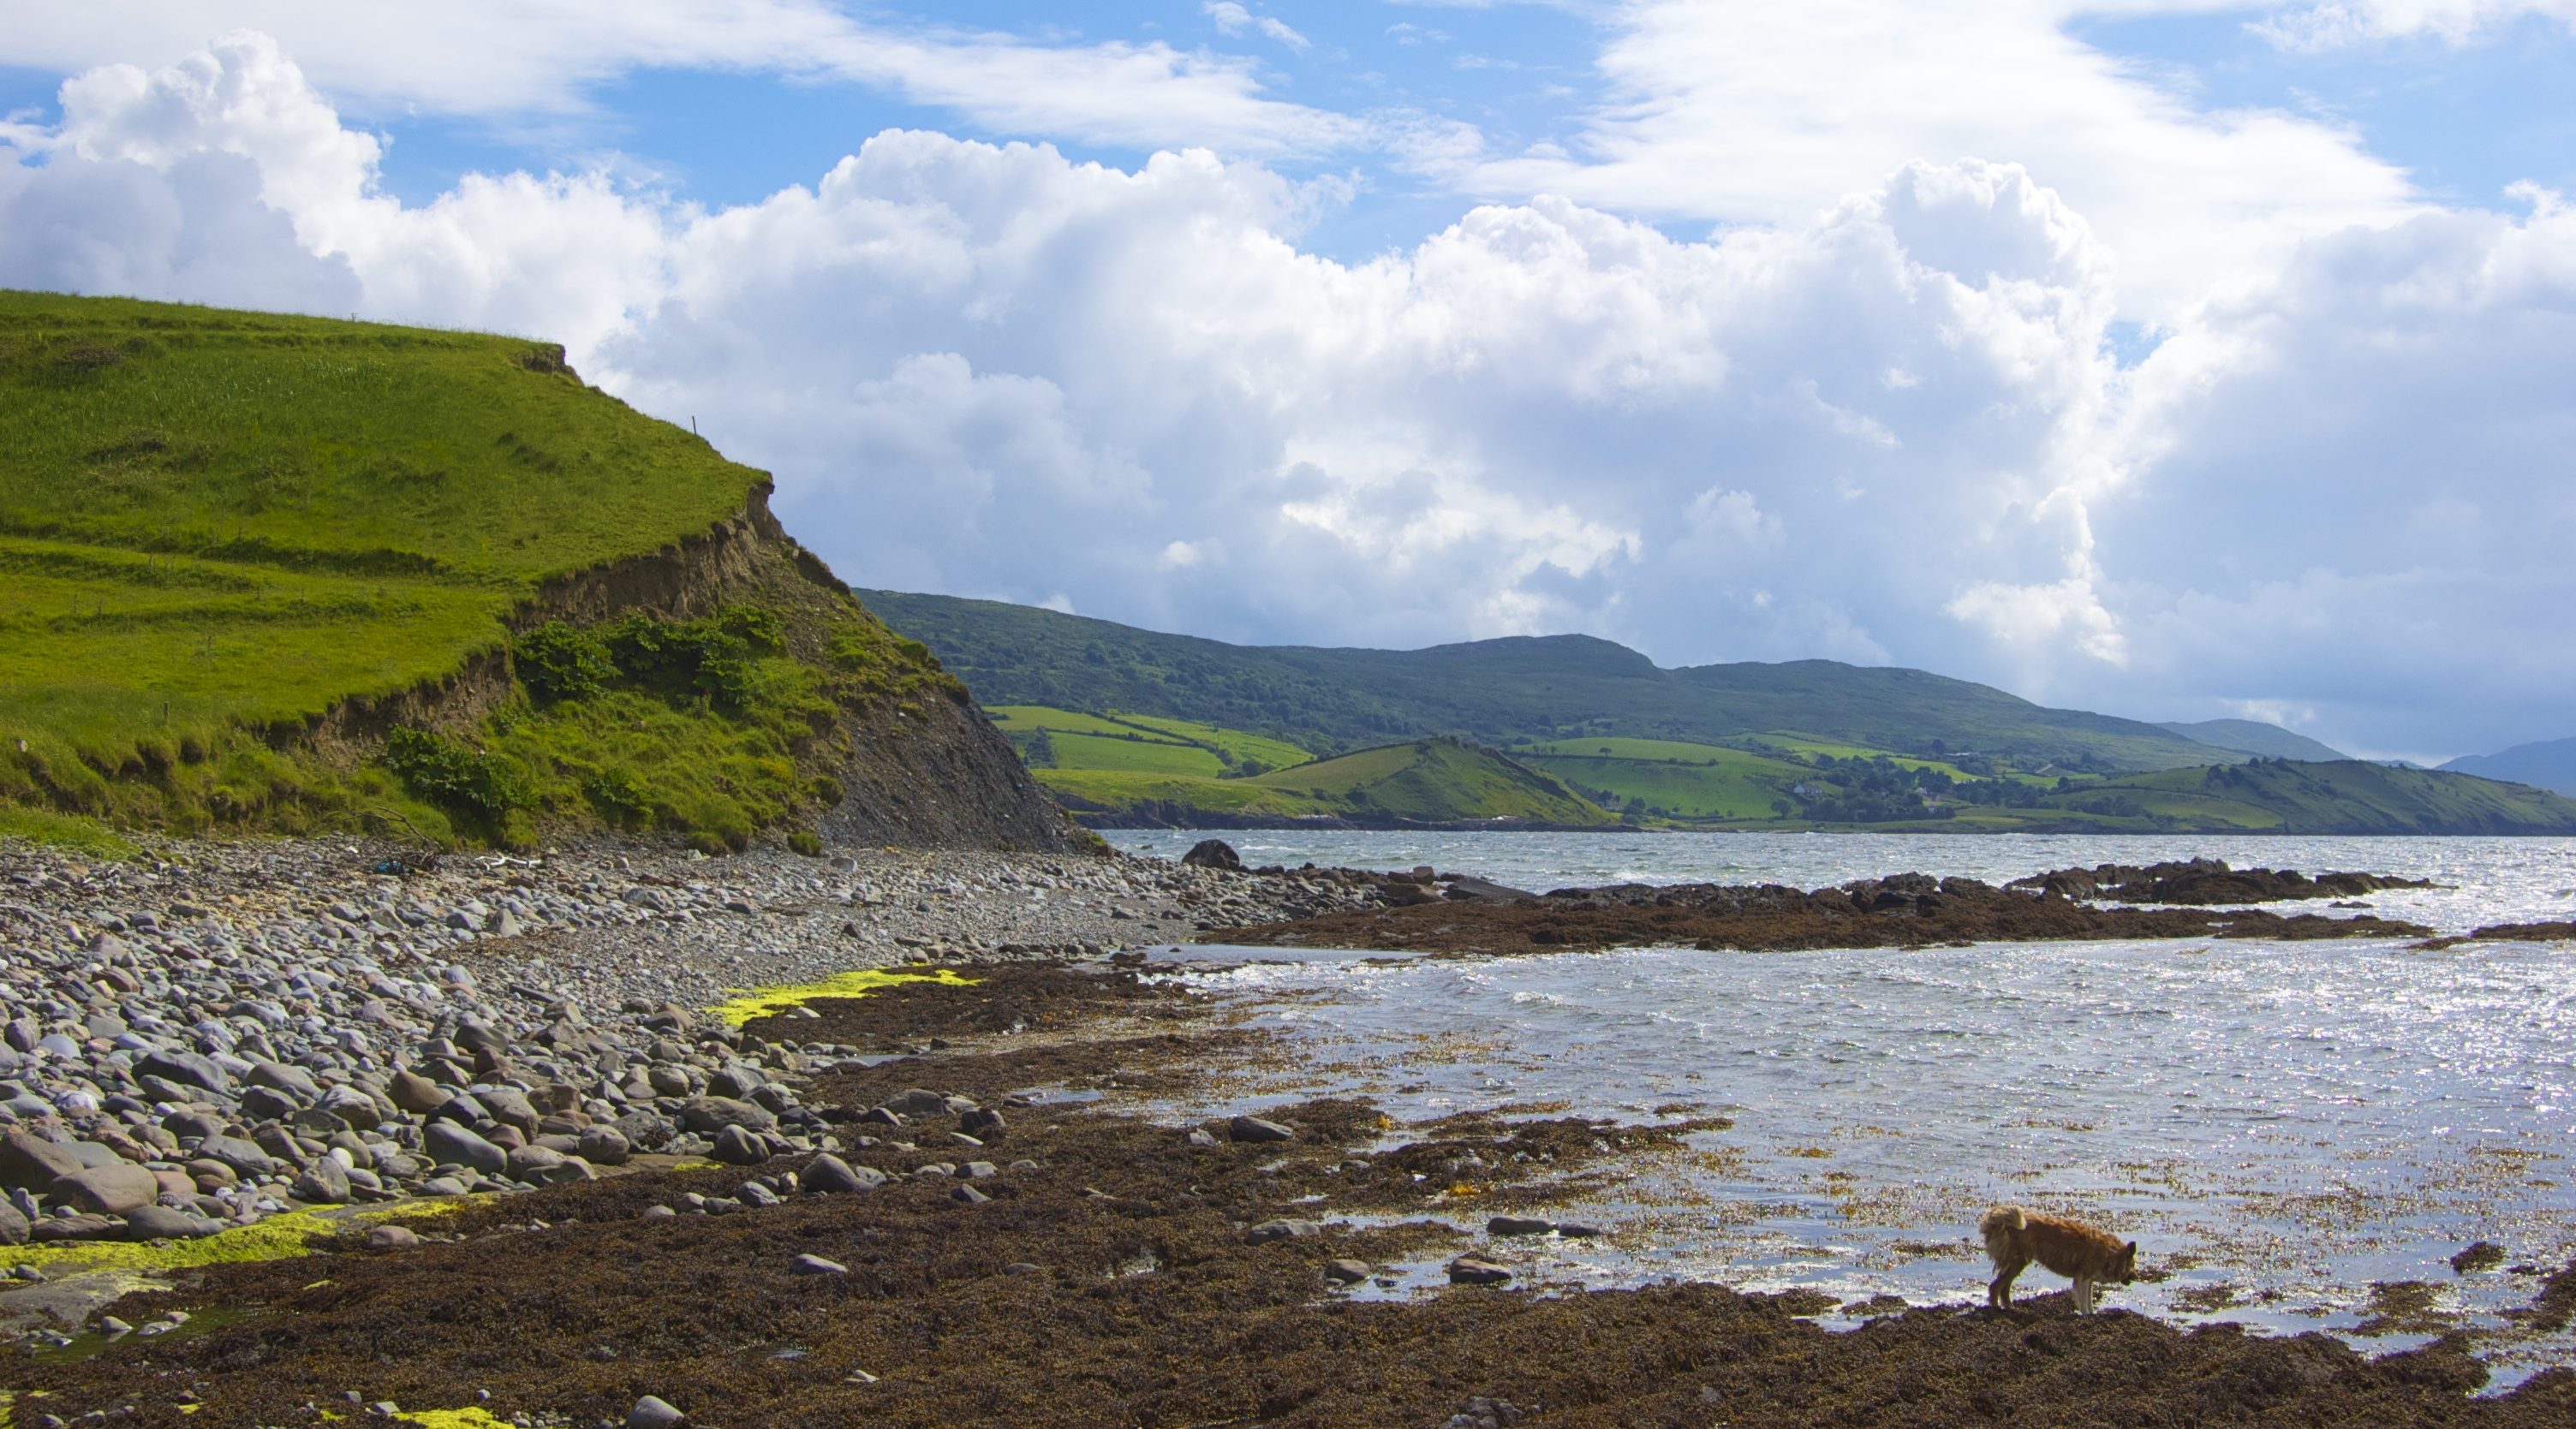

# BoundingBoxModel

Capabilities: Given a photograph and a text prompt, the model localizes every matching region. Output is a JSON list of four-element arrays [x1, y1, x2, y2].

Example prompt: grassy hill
[[1499, 732, 2576, 834], [987, 704, 1608, 827], [2054, 759, 2576, 834], [1035, 735, 1616, 829], [2442, 735, 2576, 797], [2156, 718, 2347, 762], [862, 590, 2234, 774], [0, 291, 1070, 853]]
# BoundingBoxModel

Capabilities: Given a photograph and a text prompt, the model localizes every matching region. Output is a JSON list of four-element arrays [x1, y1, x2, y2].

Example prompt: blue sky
[[5, 2, 2576, 759]]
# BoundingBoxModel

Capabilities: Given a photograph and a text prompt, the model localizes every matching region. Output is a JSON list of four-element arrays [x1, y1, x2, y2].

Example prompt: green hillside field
[[1037, 737, 1617, 828], [0, 291, 955, 851]]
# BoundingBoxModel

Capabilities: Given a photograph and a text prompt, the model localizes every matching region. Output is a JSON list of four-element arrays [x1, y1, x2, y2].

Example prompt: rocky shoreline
[[7, 961, 2572, 1426], [4, 836, 2575, 1423], [1208, 861, 2452, 956], [0, 836, 1386, 1282]]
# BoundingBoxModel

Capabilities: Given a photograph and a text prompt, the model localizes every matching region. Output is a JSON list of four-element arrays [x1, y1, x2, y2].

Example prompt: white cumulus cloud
[[8, 32, 2576, 755]]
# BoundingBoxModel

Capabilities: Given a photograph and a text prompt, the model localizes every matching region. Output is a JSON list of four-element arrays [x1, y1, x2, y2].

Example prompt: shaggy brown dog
[[1980, 1206, 2138, 1313]]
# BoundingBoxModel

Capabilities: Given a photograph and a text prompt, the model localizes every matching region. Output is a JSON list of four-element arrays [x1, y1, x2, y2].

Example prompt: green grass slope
[[1038, 738, 1617, 828], [0, 291, 992, 851], [863, 590, 2230, 774]]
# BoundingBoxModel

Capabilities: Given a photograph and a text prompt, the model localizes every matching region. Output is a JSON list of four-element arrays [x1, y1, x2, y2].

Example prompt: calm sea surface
[[1105, 831, 2576, 1378]]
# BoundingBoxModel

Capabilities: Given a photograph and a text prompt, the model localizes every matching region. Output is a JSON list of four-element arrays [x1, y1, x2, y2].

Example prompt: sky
[[3, 3, 2574, 762]]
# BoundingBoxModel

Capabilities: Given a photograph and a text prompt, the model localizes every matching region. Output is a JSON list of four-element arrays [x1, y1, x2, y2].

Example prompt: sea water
[[1107, 831, 2576, 1375]]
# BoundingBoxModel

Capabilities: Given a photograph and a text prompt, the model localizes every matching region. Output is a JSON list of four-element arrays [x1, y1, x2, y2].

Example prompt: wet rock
[[30, 1214, 118, 1242], [627, 1395, 687, 1429], [1324, 1258, 1373, 1284], [2453, 1242, 2507, 1273], [707, 1065, 764, 1100], [1553, 1222, 1607, 1239], [1488, 1216, 1555, 1236], [680, 1096, 777, 1135], [709, 1125, 768, 1166], [197, 1135, 279, 1179], [0, 1131, 86, 1190], [245, 1060, 319, 1101], [52, 1163, 160, 1215], [1447, 1256, 1513, 1285], [424, 1122, 509, 1177], [292, 1157, 351, 1206], [1184, 1128, 1219, 1148], [883, 1088, 949, 1119], [801, 1154, 885, 1194], [1246, 1218, 1320, 1245], [387, 1069, 449, 1115], [959, 1108, 1006, 1141], [505, 1146, 568, 1181], [951, 1183, 990, 1205], [138, 1050, 229, 1094], [576, 1126, 632, 1167], [366, 1224, 420, 1250], [1183, 839, 1243, 872], [122, 1205, 212, 1240], [1227, 1115, 1295, 1144], [480, 1087, 540, 1134], [0, 1200, 27, 1245], [790, 1253, 848, 1276], [320, 1087, 385, 1130]]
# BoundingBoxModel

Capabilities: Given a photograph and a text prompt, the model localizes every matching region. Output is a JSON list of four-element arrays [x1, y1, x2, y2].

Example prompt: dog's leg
[[1989, 1259, 2022, 1309], [2074, 1277, 2093, 1313]]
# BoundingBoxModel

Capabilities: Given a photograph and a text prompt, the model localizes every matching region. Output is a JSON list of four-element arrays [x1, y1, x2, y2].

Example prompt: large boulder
[[245, 1060, 319, 1101], [51, 1163, 160, 1215], [292, 1157, 351, 1205], [424, 1122, 509, 1177], [0, 1130, 86, 1190], [882, 1088, 949, 1119], [387, 1069, 450, 1115], [195, 1135, 280, 1180], [138, 1049, 230, 1093], [801, 1154, 886, 1194], [1227, 1114, 1296, 1144], [1182, 838, 1243, 872], [708, 1125, 768, 1166], [679, 1096, 776, 1135], [576, 1126, 632, 1167]]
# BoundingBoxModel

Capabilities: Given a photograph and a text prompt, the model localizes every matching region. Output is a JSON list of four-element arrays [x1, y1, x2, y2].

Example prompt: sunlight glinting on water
[[1114, 831, 2576, 1372]]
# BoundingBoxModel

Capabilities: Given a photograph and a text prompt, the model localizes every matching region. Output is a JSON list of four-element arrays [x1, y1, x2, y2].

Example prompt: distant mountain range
[[867, 591, 2239, 775], [866, 591, 2576, 834], [2442, 736, 2576, 797], [2156, 718, 2348, 762]]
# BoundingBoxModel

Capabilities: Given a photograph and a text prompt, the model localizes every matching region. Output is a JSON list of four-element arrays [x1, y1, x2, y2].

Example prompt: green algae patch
[[397, 1408, 513, 1428], [0, 1200, 470, 1277], [708, 967, 976, 1026]]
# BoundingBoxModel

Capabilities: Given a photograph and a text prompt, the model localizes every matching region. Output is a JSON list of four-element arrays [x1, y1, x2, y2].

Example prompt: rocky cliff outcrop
[[301, 483, 1082, 853]]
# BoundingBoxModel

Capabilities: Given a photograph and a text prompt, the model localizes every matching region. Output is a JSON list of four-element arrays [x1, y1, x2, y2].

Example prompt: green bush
[[583, 765, 653, 827], [604, 605, 784, 710], [515, 622, 615, 704], [786, 829, 823, 856], [381, 726, 529, 824]]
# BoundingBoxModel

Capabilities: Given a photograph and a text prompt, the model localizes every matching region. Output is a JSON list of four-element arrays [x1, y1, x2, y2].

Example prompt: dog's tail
[[1978, 1205, 2028, 1260]]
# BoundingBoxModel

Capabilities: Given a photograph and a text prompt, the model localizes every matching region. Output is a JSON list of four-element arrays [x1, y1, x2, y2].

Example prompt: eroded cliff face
[[303, 483, 1082, 853]]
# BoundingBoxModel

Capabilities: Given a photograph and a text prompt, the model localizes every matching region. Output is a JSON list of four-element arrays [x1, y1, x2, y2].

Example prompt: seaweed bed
[[1209, 869, 2444, 956], [10, 965, 2575, 1427]]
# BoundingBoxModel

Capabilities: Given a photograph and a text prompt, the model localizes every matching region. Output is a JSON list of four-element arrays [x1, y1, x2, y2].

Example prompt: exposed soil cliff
[[301, 483, 1081, 852]]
